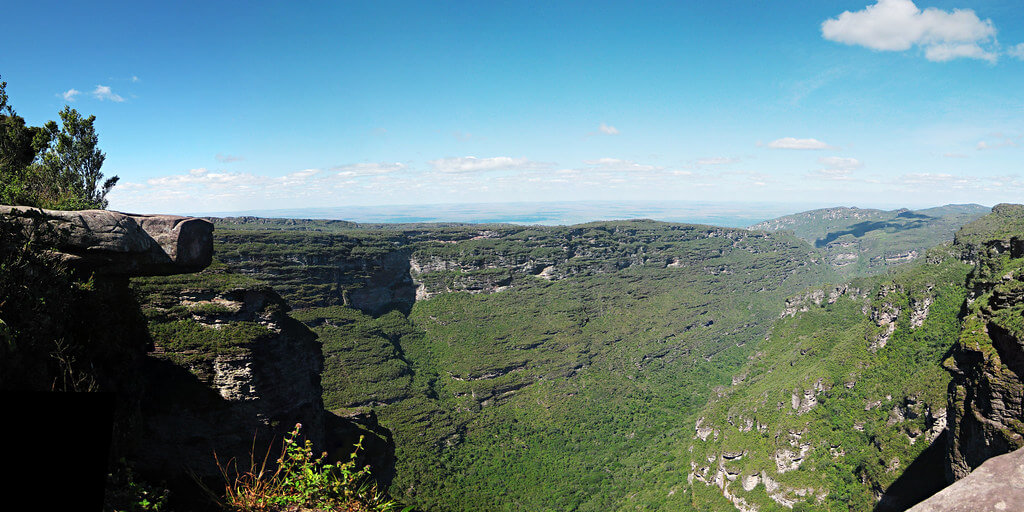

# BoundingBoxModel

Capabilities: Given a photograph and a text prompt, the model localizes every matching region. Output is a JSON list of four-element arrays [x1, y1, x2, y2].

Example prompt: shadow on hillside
[[896, 211, 931, 220], [814, 218, 933, 248], [873, 430, 949, 512]]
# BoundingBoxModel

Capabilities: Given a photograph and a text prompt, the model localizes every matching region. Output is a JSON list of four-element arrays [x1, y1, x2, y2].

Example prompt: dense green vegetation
[[0, 76, 117, 209], [130, 204, 1007, 511], [685, 245, 971, 511], [751, 204, 987, 277], [201, 219, 844, 510], [953, 203, 1024, 249]]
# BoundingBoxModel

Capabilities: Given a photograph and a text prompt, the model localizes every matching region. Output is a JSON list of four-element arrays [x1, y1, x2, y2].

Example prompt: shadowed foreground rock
[[0, 205, 213, 275], [908, 446, 1024, 511]]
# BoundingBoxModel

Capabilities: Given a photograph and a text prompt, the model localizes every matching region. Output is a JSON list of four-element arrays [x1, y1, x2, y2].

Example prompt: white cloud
[[976, 134, 1021, 150], [899, 172, 975, 187], [818, 156, 863, 170], [333, 162, 407, 176], [131, 76, 140, 83], [93, 85, 125, 102], [696, 157, 738, 166], [60, 89, 80, 101], [146, 168, 249, 187], [598, 123, 620, 135], [821, 0, 998, 62], [942, 152, 967, 158], [809, 156, 863, 181], [288, 168, 321, 179], [428, 156, 543, 173], [1010, 43, 1024, 60], [583, 158, 661, 172], [767, 137, 832, 150], [811, 169, 855, 180], [215, 153, 245, 163], [926, 42, 996, 63]]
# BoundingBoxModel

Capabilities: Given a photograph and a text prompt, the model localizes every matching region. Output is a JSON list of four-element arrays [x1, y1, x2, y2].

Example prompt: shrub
[[216, 424, 408, 512]]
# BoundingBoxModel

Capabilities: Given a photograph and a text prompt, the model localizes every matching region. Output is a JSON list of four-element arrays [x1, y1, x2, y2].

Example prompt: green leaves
[[0, 76, 117, 210], [219, 424, 402, 511]]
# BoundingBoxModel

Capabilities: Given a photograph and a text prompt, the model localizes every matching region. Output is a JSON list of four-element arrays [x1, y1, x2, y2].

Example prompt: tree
[[39, 106, 118, 209], [0, 77, 51, 206], [0, 76, 117, 210]]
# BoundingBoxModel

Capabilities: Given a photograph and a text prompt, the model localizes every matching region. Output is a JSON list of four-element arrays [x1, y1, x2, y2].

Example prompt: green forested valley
[[128, 204, 1023, 511]]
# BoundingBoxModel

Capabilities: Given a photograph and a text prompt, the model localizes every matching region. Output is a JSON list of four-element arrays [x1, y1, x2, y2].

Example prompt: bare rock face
[[0, 205, 212, 276], [135, 287, 327, 479], [132, 281, 398, 495], [944, 317, 1024, 481], [908, 445, 1024, 512], [944, 236, 1024, 482]]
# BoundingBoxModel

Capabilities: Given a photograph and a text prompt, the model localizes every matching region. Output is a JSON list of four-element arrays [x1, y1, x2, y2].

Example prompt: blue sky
[[2, 0, 1023, 215]]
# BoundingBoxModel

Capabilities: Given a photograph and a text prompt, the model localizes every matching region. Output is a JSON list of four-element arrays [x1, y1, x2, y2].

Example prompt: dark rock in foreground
[[908, 445, 1024, 511], [0, 205, 213, 275]]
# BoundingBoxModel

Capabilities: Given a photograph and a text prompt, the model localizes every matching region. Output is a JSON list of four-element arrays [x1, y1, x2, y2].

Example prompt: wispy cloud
[[976, 134, 1021, 151], [428, 156, 545, 173], [808, 156, 863, 181], [333, 162, 407, 176], [696, 157, 738, 166], [821, 0, 998, 63], [583, 158, 661, 172], [1010, 43, 1024, 60], [898, 172, 976, 188], [59, 89, 81, 102], [598, 123, 620, 135], [93, 85, 125, 102], [819, 156, 863, 169], [215, 153, 245, 163], [767, 137, 832, 150], [110, 165, 385, 213]]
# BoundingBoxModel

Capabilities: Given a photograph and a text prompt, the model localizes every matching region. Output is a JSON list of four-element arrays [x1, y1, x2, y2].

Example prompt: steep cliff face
[[944, 217, 1024, 481], [1, 206, 392, 508], [213, 219, 825, 315], [133, 283, 328, 477]]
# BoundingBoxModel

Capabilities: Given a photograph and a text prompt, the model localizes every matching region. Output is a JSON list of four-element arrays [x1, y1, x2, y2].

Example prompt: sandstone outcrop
[[135, 286, 328, 478], [2, 206, 392, 507], [0, 205, 213, 276], [908, 445, 1024, 511]]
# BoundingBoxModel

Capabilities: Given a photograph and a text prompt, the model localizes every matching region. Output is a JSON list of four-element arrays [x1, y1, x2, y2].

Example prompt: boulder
[[908, 446, 1024, 511], [0, 205, 212, 276]]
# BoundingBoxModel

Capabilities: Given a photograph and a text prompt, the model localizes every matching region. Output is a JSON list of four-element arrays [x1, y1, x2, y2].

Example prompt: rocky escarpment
[[134, 285, 329, 478], [0, 205, 213, 276], [2, 206, 392, 508], [215, 219, 823, 315], [943, 232, 1024, 482]]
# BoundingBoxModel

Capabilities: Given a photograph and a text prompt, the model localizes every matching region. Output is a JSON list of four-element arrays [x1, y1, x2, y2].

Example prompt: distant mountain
[[750, 204, 990, 276]]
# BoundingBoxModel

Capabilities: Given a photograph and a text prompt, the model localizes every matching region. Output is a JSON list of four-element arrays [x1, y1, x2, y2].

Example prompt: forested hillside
[[750, 205, 987, 277], [126, 204, 1017, 511], [193, 220, 836, 510]]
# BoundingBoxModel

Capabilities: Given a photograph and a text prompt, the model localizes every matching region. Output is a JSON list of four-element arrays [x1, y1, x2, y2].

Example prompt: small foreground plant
[[216, 423, 407, 512], [104, 458, 170, 512]]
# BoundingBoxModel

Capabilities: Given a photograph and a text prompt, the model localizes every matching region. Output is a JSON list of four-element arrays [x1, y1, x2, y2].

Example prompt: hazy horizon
[[185, 199, 991, 228]]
